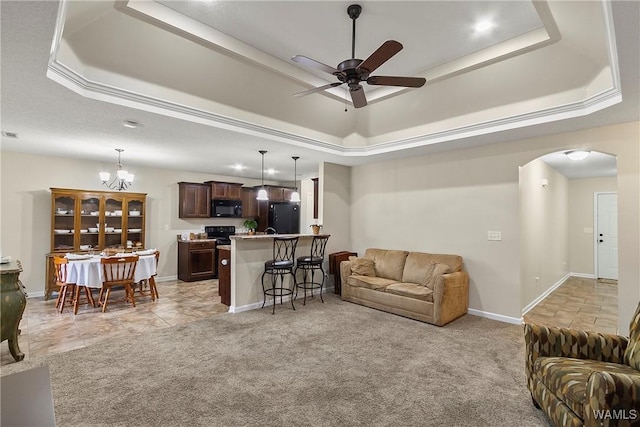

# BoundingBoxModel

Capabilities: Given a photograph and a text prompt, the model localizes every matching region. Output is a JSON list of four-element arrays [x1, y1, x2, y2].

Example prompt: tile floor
[[1, 279, 228, 366], [523, 276, 618, 334]]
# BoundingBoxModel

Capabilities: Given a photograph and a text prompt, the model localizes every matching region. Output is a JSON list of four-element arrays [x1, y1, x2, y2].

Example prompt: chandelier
[[99, 148, 134, 191]]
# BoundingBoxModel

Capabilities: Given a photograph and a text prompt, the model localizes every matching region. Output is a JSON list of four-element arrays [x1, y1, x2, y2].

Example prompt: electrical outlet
[[164, 224, 169, 231], [488, 231, 502, 241]]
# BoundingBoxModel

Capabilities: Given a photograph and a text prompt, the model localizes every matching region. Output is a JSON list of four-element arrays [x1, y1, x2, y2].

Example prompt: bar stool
[[294, 235, 330, 305], [261, 236, 299, 314]]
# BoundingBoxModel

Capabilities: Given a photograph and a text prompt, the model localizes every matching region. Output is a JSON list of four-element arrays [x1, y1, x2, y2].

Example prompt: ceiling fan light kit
[[292, 4, 426, 108]]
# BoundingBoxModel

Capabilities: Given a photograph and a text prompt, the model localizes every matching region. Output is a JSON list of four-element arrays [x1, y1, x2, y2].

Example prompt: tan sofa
[[340, 248, 469, 326]]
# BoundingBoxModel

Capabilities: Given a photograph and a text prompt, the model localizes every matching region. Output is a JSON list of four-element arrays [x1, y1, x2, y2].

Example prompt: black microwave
[[212, 200, 243, 217]]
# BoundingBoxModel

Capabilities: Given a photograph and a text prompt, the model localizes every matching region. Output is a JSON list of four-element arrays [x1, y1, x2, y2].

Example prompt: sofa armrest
[[339, 260, 352, 298], [524, 324, 629, 392], [583, 371, 640, 426], [432, 271, 469, 326]]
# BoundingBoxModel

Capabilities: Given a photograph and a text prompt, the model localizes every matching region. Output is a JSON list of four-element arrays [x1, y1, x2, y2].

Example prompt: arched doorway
[[519, 150, 618, 333]]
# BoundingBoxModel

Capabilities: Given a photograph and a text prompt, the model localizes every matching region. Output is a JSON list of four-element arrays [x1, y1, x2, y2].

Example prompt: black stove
[[205, 225, 235, 245], [205, 226, 235, 279]]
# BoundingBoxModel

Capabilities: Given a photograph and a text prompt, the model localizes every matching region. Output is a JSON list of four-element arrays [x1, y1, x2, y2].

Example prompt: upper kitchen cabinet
[[50, 188, 147, 253], [179, 182, 211, 218], [207, 181, 243, 200], [261, 185, 297, 202], [241, 187, 258, 218]]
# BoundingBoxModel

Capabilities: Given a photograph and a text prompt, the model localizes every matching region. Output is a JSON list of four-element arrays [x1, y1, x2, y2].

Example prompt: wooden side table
[[1, 259, 27, 362], [328, 251, 357, 295]]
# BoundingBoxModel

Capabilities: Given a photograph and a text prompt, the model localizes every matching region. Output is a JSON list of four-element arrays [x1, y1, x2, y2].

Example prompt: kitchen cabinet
[[46, 188, 147, 299], [241, 187, 258, 218], [207, 181, 243, 200], [218, 247, 231, 306], [261, 185, 297, 202], [178, 182, 211, 218], [178, 240, 216, 282]]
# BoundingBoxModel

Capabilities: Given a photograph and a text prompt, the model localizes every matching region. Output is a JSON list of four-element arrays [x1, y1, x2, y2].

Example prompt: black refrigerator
[[268, 202, 300, 234]]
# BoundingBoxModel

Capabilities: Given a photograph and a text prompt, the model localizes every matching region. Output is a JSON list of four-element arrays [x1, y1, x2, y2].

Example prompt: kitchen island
[[228, 234, 330, 312]]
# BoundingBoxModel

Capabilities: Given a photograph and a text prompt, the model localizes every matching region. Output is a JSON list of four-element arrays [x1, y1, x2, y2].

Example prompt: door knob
[[221, 259, 228, 266]]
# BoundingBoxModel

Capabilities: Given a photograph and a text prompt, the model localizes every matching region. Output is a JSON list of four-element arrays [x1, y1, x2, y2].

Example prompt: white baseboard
[[230, 285, 335, 313], [521, 273, 571, 316], [467, 308, 522, 325], [570, 272, 596, 279], [155, 275, 177, 283], [27, 291, 45, 299]]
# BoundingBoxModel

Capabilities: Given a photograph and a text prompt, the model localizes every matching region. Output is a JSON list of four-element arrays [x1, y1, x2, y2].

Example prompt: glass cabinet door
[[125, 197, 145, 249], [79, 194, 101, 251], [104, 195, 125, 249], [52, 194, 76, 252]]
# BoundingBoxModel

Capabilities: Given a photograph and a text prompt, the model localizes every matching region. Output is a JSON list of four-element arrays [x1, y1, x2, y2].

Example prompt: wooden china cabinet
[[45, 188, 147, 299]]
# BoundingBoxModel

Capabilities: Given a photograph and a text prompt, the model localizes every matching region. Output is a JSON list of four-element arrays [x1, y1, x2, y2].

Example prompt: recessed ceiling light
[[473, 19, 495, 34], [1, 131, 19, 138], [565, 150, 591, 160], [122, 120, 142, 129], [267, 168, 275, 175], [233, 164, 244, 171]]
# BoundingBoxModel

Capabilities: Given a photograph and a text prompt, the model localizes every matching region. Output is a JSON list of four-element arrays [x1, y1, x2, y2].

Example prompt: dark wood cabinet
[[178, 182, 211, 218], [241, 187, 258, 218], [260, 185, 297, 202], [218, 247, 231, 306], [207, 181, 243, 200], [178, 240, 216, 282]]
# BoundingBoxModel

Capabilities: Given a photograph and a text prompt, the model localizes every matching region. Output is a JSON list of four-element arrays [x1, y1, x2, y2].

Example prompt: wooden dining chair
[[53, 256, 74, 313], [134, 251, 160, 301], [99, 255, 139, 312], [54, 256, 96, 314]]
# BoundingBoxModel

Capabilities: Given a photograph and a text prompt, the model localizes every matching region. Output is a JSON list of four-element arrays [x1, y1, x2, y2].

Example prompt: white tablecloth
[[65, 255, 157, 289]]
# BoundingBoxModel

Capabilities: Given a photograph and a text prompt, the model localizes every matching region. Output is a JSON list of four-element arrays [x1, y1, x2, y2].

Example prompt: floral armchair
[[524, 303, 640, 426]]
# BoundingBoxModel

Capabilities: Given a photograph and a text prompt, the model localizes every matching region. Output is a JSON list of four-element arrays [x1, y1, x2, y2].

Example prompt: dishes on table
[[0, 256, 11, 264], [54, 229, 70, 234], [128, 228, 142, 233]]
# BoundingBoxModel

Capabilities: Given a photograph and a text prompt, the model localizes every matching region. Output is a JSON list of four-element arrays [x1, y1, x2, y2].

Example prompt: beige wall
[[520, 159, 569, 310], [568, 176, 617, 275], [0, 151, 283, 296], [349, 121, 639, 332], [319, 162, 351, 259]]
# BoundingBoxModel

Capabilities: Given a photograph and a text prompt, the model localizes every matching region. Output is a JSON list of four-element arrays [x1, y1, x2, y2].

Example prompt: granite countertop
[[216, 245, 231, 250], [231, 233, 329, 240], [177, 238, 216, 242]]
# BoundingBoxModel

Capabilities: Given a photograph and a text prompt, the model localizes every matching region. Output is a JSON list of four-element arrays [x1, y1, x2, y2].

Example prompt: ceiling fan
[[291, 4, 426, 108]]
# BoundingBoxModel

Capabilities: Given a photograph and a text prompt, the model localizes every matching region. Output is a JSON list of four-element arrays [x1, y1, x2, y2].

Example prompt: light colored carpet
[[2, 294, 552, 426]]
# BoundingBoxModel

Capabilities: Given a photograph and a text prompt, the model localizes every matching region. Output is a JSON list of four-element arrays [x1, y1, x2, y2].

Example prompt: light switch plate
[[488, 231, 502, 241]]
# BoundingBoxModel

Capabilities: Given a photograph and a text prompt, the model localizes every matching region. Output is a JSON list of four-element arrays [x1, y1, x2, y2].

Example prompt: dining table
[[65, 253, 157, 289], [63, 253, 157, 312]]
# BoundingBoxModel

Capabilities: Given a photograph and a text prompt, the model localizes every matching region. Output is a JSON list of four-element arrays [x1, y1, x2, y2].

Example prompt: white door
[[596, 193, 618, 280]]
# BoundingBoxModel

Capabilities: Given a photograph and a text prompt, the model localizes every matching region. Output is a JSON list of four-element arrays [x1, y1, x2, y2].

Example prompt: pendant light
[[290, 156, 301, 202], [256, 150, 268, 201], [99, 148, 134, 191]]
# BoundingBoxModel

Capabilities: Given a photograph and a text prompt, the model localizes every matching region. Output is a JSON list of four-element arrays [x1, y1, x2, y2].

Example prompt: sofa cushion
[[385, 283, 434, 302], [347, 275, 397, 291], [363, 248, 409, 281], [401, 252, 462, 283], [348, 256, 376, 276], [422, 263, 451, 291], [534, 356, 638, 416]]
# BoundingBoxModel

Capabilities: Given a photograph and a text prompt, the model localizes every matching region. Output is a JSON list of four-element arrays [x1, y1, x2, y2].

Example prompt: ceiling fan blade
[[357, 40, 403, 74], [367, 76, 426, 88], [291, 55, 340, 75], [350, 86, 367, 108], [294, 82, 343, 97]]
